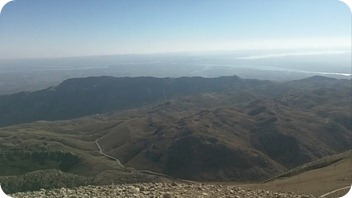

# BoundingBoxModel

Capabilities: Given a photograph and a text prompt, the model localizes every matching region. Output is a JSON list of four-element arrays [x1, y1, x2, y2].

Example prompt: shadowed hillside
[[0, 75, 350, 128], [95, 93, 350, 181], [0, 75, 350, 193], [0, 76, 270, 127]]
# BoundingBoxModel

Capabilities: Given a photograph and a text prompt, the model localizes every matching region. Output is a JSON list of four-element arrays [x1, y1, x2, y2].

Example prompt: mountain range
[[0, 75, 350, 193]]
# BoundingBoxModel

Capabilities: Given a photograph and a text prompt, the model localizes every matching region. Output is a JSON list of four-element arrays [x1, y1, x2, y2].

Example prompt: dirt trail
[[319, 186, 351, 198], [94, 138, 197, 184], [94, 139, 125, 168]]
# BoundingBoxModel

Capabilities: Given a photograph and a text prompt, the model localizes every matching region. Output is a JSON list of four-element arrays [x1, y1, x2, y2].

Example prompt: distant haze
[[0, 49, 350, 95], [0, 0, 350, 59], [0, 1, 350, 94]]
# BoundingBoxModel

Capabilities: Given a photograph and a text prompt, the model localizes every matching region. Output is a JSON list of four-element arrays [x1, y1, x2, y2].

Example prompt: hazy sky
[[0, 0, 350, 59]]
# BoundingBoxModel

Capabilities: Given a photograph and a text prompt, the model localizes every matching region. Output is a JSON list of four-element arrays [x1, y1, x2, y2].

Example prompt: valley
[[1, 0, 351, 197], [0, 75, 350, 196]]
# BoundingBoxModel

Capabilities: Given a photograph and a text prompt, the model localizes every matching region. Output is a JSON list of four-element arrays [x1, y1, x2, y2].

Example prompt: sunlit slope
[[247, 151, 352, 197]]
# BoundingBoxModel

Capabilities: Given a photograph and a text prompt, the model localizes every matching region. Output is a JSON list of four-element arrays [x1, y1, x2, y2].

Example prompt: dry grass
[[243, 151, 352, 196]]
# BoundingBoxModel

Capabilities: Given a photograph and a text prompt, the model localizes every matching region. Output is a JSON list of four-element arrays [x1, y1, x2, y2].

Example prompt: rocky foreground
[[11, 182, 317, 198]]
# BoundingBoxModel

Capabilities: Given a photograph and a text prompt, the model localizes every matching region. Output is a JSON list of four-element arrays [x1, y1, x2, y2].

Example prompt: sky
[[0, 0, 351, 60]]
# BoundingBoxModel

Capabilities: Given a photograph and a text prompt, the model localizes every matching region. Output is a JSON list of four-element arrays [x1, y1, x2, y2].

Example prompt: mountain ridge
[[0, 75, 350, 127], [0, 75, 350, 193]]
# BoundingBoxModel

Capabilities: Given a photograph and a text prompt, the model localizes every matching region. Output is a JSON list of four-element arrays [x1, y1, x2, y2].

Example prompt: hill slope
[[0, 75, 350, 192], [0, 75, 350, 127], [94, 88, 351, 181], [0, 75, 267, 127], [247, 150, 352, 197]]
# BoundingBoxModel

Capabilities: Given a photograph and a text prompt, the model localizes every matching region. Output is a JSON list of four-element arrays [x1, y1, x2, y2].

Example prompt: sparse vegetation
[[0, 76, 350, 194], [0, 150, 80, 176]]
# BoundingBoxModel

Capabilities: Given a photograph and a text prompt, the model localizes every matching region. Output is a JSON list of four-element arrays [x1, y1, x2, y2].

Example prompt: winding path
[[94, 139, 125, 168], [95, 139, 351, 193], [319, 186, 351, 198], [94, 138, 196, 183]]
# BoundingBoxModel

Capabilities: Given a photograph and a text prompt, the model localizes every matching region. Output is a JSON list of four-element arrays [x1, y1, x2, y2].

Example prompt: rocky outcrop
[[11, 182, 316, 198]]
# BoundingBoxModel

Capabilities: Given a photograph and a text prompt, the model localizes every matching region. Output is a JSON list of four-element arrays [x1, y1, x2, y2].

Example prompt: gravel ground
[[11, 182, 317, 198]]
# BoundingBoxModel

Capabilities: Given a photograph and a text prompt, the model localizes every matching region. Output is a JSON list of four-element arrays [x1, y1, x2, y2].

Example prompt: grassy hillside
[[245, 150, 352, 197], [1, 75, 349, 127], [0, 76, 350, 193], [95, 91, 350, 181], [0, 76, 266, 127], [0, 119, 165, 193]]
